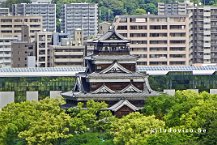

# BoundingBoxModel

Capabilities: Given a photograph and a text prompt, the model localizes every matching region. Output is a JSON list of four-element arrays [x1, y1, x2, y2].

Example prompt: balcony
[[54, 52, 83, 56], [54, 58, 83, 63]]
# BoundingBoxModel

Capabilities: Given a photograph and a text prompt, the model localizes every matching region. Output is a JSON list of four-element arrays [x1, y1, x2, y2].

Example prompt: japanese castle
[[62, 28, 159, 117]]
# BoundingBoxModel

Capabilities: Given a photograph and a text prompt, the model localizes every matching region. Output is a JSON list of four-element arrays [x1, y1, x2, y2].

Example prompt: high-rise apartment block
[[188, 6, 217, 64], [0, 16, 42, 41], [60, 3, 98, 38], [158, 1, 191, 15], [0, 8, 9, 16], [113, 15, 190, 66], [158, 2, 217, 64], [0, 37, 18, 68], [12, 2, 56, 32]]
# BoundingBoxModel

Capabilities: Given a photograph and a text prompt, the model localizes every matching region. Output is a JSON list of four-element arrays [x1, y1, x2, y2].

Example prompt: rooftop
[[1, 66, 217, 77], [86, 55, 137, 61], [115, 14, 188, 18], [62, 91, 159, 101]]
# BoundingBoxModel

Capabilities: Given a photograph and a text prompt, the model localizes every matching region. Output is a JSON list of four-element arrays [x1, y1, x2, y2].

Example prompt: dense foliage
[[0, 90, 216, 144]]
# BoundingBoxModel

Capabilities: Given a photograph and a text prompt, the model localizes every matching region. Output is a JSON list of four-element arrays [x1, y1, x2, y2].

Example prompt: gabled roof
[[100, 61, 132, 74], [120, 84, 142, 93], [109, 100, 139, 112], [92, 27, 129, 43], [92, 84, 115, 94]]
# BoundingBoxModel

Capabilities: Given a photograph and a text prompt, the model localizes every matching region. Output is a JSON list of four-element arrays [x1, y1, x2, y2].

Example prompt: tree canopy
[[0, 90, 216, 145]]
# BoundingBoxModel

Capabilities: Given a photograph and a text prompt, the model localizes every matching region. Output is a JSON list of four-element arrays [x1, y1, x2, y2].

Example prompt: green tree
[[110, 112, 165, 145], [1, 0, 30, 8], [147, 132, 198, 145], [179, 93, 217, 145], [145, 3, 158, 14], [134, 8, 146, 15], [67, 100, 115, 133], [63, 132, 114, 145], [0, 98, 73, 145], [142, 94, 176, 120]]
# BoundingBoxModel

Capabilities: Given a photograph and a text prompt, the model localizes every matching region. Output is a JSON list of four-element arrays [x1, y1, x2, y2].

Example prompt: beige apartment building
[[35, 31, 53, 67], [49, 29, 85, 67], [0, 16, 43, 41], [49, 45, 84, 67], [113, 15, 190, 66]]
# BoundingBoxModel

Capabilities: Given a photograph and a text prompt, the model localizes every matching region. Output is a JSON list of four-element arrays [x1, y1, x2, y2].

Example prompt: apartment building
[[11, 42, 36, 67], [49, 28, 84, 67], [0, 37, 18, 68], [11, 25, 36, 68], [61, 3, 98, 38], [35, 31, 53, 67], [0, 8, 9, 16], [188, 6, 217, 64], [158, 1, 193, 15], [49, 45, 84, 67], [113, 15, 190, 66], [0, 16, 42, 41], [12, 2, 56, 32]]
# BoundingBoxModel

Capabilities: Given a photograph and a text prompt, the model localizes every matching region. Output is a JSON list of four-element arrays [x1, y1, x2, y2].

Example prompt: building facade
[[0, 37, 18, 68], [11, 42, 36, 68], [35, 31, 53, 67], [12, 3, 56, 32], [11, 25, 36, 68], [49, 29, 84, 67], [60, 3, 98, 38], [98, 21, 111, 34], [0, 16, 43, 41], [49, 45, 84, 67], [113, 15, 190, 66], [188, 6, 217, 64], [158, 1, 193, 15], [0, 8, 9, 16]]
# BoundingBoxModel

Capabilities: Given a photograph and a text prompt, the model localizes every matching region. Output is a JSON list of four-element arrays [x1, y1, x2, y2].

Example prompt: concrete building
[[12, 2, 56, 32], [158, 0, 193, 15], [53, 32, 69, 45], [0, 16, 43, 41], [35, 31, 53, 67], [49, 29, 85, 67], [188, 6, 217, 64], [60, 3, 98, 38], [0, 37, 18, 68], [0, 8, 9, 16], [31, 0, 52, 3], [72, 28, 83, 46], [99, 21, 111, 34], [49, 45, 84, 67], [11, 42, 36, 67], [11, 25, 36, 68], [113, 15, 190, 66]]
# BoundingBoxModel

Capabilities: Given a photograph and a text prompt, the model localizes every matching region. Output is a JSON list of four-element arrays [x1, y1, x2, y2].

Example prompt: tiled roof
[[108, 100, 139, 112], [62, 91, 159, 100], [88, 72, 145, 79]]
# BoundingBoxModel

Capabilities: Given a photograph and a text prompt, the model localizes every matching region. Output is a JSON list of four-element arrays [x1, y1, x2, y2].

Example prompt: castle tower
[[62, 28, 159, 117]]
